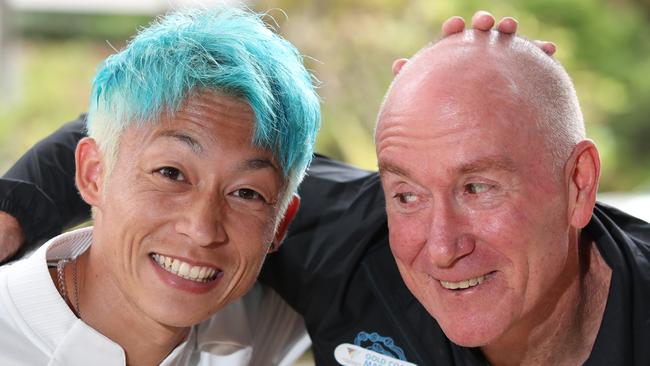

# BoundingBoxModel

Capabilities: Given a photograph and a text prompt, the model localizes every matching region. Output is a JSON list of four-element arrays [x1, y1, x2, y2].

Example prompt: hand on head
[[442, 10, 556, 55], [392, 10, 557, 76]]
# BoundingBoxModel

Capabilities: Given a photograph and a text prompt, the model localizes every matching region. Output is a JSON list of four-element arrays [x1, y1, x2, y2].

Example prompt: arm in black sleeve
[[259, 154, 383, 314], [0, 114, 90, 251]]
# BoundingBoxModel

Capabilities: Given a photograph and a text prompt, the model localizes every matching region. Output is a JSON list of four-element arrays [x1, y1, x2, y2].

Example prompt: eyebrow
[[236, 158, 279, 173], [160, 131, 203, 154], [378, 155, 517, 179], [378, 161, 411, 178], [458, 156, 518, 174]]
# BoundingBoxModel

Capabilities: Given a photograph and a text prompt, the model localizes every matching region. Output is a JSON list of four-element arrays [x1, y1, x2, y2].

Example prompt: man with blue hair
[[0, 7, 319, 365]]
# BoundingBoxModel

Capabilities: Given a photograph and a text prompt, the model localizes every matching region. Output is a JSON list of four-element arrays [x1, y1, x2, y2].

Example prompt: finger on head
[[441, 16, 466, 36], [392, 58, 409, 76], [471, 10, 495, 31], [496, 17, 518, 34], [534, 40, 557, 56]]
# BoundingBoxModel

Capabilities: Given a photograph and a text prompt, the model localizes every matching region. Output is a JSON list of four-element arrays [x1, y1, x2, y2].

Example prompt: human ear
[[392, 58, 409, 76], [269, 194, 300, 253], [75, 137, 104, 207], [566, 140, 601, 228]]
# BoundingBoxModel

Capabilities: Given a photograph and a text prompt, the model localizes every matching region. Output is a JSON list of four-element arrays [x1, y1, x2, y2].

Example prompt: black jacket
[[2, 115, 650, 365]]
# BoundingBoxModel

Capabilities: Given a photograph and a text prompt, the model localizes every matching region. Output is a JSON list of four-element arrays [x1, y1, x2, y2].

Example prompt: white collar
[[6, 227, 254, 365]]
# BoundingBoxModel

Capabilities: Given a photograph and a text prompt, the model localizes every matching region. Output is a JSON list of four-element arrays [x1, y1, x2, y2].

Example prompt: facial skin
[[74, 91, 293, 357], [376, 32, 604, 356]]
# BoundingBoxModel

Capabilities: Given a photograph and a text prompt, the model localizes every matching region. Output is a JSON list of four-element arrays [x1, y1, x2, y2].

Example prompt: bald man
[[1, 16, 649, 366], [375, 30, 649, 365]]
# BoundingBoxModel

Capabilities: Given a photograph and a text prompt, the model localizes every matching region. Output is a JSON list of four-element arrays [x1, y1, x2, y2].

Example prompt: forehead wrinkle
[[176, 92, 255, 139], [159, 130, 203, 155], [189, 93, 253, 122]]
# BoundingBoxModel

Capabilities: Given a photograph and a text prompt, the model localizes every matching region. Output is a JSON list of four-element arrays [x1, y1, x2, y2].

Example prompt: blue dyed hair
[[87, 7, 320, 206]]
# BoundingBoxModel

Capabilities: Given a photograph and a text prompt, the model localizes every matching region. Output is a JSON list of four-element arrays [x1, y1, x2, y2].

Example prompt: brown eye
[[157, 167, 185, 182], [233, 188, 264, 202]]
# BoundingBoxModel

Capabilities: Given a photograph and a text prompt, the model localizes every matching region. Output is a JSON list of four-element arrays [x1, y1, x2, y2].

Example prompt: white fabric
[[0, 227, 310, 366]]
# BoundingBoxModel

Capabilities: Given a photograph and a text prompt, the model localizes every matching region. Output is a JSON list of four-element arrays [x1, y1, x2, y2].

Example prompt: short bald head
[[377, 30, 585, 171]]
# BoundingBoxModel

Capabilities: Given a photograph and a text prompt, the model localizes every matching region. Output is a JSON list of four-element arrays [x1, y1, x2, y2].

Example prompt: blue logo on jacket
[[354, 331, 407, 361]]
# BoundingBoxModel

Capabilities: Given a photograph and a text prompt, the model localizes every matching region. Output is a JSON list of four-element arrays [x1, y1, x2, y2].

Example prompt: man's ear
[[269, 194, 300, 253], [392, 58, 409, 76], [566, 140, 600, 229], [75, 137, 104, 207]]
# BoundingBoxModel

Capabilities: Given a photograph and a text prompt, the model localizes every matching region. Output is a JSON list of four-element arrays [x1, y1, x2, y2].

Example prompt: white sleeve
[[246, 283, 311, 366]]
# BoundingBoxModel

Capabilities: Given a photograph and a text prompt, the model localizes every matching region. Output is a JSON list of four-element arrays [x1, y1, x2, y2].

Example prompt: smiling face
[[376, 41, 582, 347], [81, 91, 284, 327]]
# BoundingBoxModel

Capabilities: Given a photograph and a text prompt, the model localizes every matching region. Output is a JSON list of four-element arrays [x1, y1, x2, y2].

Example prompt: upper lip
[[149, 252, 220, 270], [150, 252, 222, 282], [432, 270, 495, 283]]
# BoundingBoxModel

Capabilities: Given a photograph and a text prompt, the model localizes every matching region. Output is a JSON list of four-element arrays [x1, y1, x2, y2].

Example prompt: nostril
[[456, 235, 476, 256], [427, 235, 475, 268]]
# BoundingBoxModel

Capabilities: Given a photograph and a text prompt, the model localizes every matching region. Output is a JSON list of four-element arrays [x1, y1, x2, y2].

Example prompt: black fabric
[[0, 115, 88, 252], [1, 119, 649, 365], [260, 158, 650, 365], [586, 203, 650, 365]]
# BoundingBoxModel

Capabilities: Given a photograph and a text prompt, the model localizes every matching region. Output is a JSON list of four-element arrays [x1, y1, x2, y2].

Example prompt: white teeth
[[178, 262, 190, 277], [150, 253, 219, 283], [189, 266, 200, 279], [440, 274, 487, 290]]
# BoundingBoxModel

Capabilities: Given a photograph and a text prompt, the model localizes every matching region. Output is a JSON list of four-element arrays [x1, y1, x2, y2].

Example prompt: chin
[[145, 298, 219, 328], [439, 325, 493, 348], [429, 307, 512, 348]]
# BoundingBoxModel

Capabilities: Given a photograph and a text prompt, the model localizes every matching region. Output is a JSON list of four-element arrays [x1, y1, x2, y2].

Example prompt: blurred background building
[[1, 0, 649, 216]]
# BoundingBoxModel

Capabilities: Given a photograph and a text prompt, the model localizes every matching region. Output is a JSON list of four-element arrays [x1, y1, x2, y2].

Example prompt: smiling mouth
[[150, 253, 221, 283], [439, 272, 494, 290]]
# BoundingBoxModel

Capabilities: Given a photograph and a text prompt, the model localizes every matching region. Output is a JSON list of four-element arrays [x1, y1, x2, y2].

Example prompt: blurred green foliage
[[1, 0, 650, 191]]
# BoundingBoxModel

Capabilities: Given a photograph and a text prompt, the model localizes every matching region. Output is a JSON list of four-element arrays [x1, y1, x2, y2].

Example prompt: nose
[[175, 194, 228, 247], [426, 198, 475, 268]]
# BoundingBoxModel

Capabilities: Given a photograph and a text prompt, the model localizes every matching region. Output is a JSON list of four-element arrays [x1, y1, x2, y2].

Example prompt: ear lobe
[[566, 140, 600, 229], [269, 194, 300, 253], [75, 137, 104, 207], [392, 58, 409, 76]]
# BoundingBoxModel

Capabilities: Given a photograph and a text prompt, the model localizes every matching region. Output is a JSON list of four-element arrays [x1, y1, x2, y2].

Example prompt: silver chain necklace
[[55, 258, 81, 318]]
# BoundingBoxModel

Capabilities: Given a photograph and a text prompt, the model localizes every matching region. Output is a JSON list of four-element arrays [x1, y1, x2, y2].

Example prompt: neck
[[76, 248, 189, 366], [481, 233, 612, 366]]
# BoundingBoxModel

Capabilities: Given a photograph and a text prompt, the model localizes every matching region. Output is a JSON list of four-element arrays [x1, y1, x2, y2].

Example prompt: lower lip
[[149, 256, 223, 294]]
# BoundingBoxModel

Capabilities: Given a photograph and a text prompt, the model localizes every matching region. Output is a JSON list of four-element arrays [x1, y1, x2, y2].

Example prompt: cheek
[[101, 175, 171, 223], [225, 210, 274, 264], [526, 209, 572, 282], [387, 212, 429, 265], [479, 195, 569, 293], [220, 219, 270, 300]]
